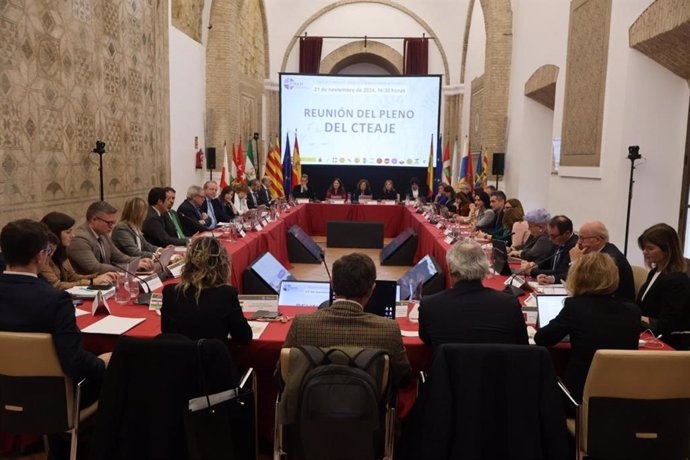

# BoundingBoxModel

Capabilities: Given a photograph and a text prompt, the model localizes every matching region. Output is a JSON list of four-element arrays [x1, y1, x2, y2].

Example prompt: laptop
[[536, 294, 568, 329], [492, 240, 512, 276], [363, 280, 399, 319], [278, 281, 331, 307]]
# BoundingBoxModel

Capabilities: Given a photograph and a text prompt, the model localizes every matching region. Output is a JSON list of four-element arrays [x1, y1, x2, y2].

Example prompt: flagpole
[[253, 132, 260, 177]]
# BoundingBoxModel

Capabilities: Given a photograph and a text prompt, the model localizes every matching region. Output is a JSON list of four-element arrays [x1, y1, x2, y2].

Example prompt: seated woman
[[161, 237, 252, 343], [458, 190, 494, 227], [233, 182, 251, 215], [453, 190, 472, 217], [637, 223, 690, 350], [433, 182, 449, 206], [40, 212, 116, 289], [352, 179, 373, 202], [112, 197, 161, 258], [217, 185, 237, 221], [457, 183, 473, 216], [325, 178, 347, 201], [381, 179, 398, 200], [482, 199, 529, 246], [440, 186, 456, 212], [509, 208, 554, 262], [534, 253, 640, 405]]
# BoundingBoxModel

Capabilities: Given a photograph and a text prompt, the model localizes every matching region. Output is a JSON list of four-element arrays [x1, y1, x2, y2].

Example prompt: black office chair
[[0, 331, 98, 460], [92, 334, 255, 460]]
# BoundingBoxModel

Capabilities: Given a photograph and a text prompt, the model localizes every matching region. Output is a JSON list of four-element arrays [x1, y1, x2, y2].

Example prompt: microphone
[[501, 251, 558, 297], [318, 253, 334, 309], [117, 263, 154, 305], [153, 254, 172, 281]]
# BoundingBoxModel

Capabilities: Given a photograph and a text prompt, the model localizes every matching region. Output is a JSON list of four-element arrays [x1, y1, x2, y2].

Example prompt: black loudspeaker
[[492, 152, 505, 176], [206, 147, 216, 170], [380, 228, 418, 266], [327, 221, 384, 248], [287, 225, 323, 264]]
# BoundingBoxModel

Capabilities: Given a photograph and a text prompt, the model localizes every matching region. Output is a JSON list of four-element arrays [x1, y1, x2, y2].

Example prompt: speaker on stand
[[492, 152, 505, 189], [206, 147, 216, 181]]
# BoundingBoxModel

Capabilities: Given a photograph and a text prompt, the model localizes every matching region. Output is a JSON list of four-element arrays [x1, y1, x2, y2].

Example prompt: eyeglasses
[[95, 216, 117, 227], [578, 235, 600, 241]]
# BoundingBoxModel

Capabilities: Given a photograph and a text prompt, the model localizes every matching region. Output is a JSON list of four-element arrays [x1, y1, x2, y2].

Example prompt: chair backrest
[[581, 350, 690, 459], [0, 331, 73, 434], [631, 265, 649, 297]]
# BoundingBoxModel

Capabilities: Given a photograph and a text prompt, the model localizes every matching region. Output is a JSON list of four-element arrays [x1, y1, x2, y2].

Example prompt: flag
[[230, 143, 238, 181], [292, 133, 301, 190], [426, 135, 434, 196], [475, 146, 489, 189], [282, 134, 292, 197], [266, 136, 284, 197], [459, 136, 474, 191], [219, 141, 229, 188], [434, 134, 443, 192], [236, 139, 245, 182], [442, 140, 451, 185], [245, 138, 256, 180]]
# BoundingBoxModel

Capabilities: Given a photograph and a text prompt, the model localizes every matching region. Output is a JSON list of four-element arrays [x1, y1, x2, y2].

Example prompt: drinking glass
[[128, 277, 140, 300], [115, 272, 130, 304]]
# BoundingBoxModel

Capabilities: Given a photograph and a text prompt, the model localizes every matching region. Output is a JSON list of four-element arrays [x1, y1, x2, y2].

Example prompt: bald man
[[569, 221, 635, 300]]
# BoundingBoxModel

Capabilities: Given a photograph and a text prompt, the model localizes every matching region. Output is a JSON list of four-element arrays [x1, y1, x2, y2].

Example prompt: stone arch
[[280, 0, 450, 82], [524, 64, 560, 110], [320, 41, 403, 75]]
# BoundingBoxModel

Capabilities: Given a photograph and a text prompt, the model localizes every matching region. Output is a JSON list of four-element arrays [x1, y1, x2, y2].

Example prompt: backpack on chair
[[295, 345, 389, 460]]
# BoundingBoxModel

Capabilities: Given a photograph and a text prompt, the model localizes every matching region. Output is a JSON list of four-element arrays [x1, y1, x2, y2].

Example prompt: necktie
[[206, 199, 217, 227], [552, 247, 562, 270], [168, 211, 185, 238], [96, 236, 106, 262]]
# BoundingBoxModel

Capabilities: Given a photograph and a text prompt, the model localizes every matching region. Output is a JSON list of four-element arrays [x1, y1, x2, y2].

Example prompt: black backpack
[[296, 345, 389, 460]]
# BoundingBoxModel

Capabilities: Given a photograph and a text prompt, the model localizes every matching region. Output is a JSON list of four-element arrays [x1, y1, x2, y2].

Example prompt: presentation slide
[[280, 74, 441, 167]]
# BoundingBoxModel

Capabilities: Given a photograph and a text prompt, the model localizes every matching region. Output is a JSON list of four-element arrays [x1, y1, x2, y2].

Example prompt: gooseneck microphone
[[318, 252, 334, 309], [502, 251, 560, 297]]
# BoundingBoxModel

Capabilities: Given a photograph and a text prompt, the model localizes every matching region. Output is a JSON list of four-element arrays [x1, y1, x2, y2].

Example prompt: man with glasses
[[527, 215, 578, 284], [67, 201, 153, 274], [568, 220, 635, 300], [177, 185, 211, 236]]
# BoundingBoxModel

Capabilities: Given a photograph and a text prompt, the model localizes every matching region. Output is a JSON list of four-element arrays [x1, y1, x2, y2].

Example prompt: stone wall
[[0, 0, 169, 223]]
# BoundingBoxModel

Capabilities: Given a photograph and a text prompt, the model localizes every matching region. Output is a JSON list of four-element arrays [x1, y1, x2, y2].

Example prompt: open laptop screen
[[536, 295, 568, 328], [278, 281, 330, 307], [250, 252, 293, 293]]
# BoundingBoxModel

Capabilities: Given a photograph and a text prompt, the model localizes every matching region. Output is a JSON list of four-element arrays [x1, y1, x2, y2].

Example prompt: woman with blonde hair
[[636, 223, 690, 349], [161, 237, 252, 343], [112, 197, 161, 258], [534, 252, 640, 404]]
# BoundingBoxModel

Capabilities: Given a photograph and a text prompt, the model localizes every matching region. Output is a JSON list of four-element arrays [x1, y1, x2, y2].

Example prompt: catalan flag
[[266, 136, 284, 197], [292, 132, 301, 190], [426, 135, 434, 196]]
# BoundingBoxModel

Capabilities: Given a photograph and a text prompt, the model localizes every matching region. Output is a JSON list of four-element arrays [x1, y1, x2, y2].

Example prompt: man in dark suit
[[246, 179, 261, 209], [143, 187, 189, 247], [283, 253, 411, 387], [477, 190, 506, 233], [1, 220, 109, 457], [177, 185, 209, 236], [569, 221, 635, 300], [199, 180, 221, 228], [291, 173, 314, 200], [419, 241, 528, 349], [67, 201, 152, 274], [528, 215, 578, 283], [259, 176, 272, 205], [404, 177, 428, 201]]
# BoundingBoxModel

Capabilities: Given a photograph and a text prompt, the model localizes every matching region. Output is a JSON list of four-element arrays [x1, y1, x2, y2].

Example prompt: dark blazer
[[531, 233, 578, 281], [517, 233, 554, 262], [0, 273, 104, 382], [637, 268, 690, 347], [419, 280, 528, 348], [209, 198, 232, 222], [161, 284, 252, 344], [67, 222, 135, 274], [291, 184, 314, 200], [177, 199, 207, 236], [258, 185, 271, 206], [0, 252, 5, 272], [380, 189, 398, 200], [404, 186, 428, 201], [283, 300, 411, 387], [601, 242, 635, 301], [534, 295, 640, 402], [200, 197, 223, 227], [142, 207, 188, 247], [477, 207, 504, 233], [351, 189, 373, 202], [246, 190, 260, 209]]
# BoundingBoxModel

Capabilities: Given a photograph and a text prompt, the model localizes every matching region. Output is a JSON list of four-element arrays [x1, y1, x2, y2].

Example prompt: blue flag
[[434, 133, 443, 190], [282, 134, 292, 197]]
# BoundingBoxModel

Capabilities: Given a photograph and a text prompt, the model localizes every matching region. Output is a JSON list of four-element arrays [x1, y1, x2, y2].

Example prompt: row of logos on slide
[[304, 157, 423, 165]]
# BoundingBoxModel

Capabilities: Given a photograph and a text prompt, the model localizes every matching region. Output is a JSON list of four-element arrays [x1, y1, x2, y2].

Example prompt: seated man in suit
[[200, 180, 221, 228], [142, 187, 190, 247], [292, 173, 314, 200], [67, 201, 152, 275], [246, 179, 261, 209], [259, 176, 272, 205], [0, 220, 110, 459], [569, 220, 635, 300], [283, 253, 411, 387], [419, 241, 528, 349], [527, 215, 579, 284], [477, 190, 506, 233], [177, 185, 209, 236]]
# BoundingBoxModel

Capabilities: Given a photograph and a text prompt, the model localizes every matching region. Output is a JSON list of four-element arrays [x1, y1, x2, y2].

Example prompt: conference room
[[1, 1, 690, 459]]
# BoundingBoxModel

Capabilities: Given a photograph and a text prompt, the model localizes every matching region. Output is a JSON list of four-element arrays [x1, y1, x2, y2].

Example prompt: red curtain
[[299, 37, 323, 74], [403, 38, 429, 75]]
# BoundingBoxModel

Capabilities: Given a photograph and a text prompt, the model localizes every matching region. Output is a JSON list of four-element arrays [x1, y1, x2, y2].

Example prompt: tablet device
[[536, 295, 567, 328]]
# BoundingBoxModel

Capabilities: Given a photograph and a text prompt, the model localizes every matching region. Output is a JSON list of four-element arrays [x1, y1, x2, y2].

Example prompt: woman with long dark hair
[[325, 178, 347, 201]]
